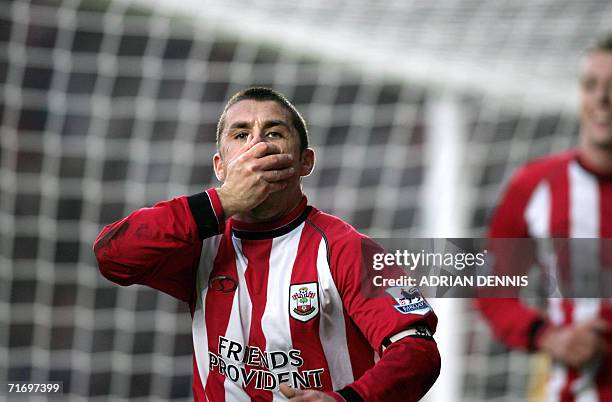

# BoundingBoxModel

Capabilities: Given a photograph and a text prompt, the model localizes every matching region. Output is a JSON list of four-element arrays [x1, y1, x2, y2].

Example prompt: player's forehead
[[580, 51, 612, 78], [223, 100, 292, 130]]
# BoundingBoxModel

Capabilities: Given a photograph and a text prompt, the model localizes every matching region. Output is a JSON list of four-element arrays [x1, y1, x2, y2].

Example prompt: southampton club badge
[[289, 283, 319, 322], [385, 286, 431, 316]]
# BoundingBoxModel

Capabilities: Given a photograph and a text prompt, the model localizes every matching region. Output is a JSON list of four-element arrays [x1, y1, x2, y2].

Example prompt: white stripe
[[573, 300, 600, 402], [548, 298, 564, 326], [573, 300, 600, 321], [546, 298, 566, 402], [260, 224, 305, 401], [568, 161, 601, 311], [316, 237, 355, 390], [222, 237, 251, 402], [525, 180, 551, 238], [574, 379, 599, 402], [569, 161, 601, 402], [573, 299, 600, 402], [569, 161, 600, 238], [525, 180, 565, 298], [231, 236, 253, 338], [547, 363, 568, 402], [192, 235, 222, 398]]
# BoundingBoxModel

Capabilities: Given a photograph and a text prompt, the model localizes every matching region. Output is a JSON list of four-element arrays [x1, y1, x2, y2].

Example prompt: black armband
[[381, 325, 434, 351], [187, 191, 221, 239], [337, 386, 365, 402]]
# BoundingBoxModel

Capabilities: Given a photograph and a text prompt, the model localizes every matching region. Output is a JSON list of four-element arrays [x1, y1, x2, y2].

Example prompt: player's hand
[[279, 384, 337, 401], [539, 318, 609, 367], [216, 142, 296, 217]]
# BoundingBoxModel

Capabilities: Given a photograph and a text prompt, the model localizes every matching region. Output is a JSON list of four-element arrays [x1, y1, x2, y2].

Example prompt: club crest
[[385, 286, 431, 315], [289, 283, 319, 322]]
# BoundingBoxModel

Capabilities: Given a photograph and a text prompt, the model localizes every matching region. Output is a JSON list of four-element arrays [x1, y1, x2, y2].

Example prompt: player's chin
[[591, 132, 612, 149], [250, 196, 288, 221]]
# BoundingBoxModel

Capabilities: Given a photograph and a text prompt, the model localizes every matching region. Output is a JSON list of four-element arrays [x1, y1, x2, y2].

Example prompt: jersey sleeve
[[324, 226, 440, 402], [93, 189, 224, 303], [475, 165, 549, 350], [328, 227, 438, 353], [330, 336, 441, 402], [473, 298, 547, 350], [489, 164, 540, 238]]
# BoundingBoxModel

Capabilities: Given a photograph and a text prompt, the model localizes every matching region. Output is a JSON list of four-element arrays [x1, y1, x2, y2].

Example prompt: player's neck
[[578, 140, 612, 175]]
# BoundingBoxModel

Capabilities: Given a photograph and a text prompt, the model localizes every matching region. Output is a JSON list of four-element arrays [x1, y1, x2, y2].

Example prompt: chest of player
[[198, 231, 345, 353], [194, 231, 352, 390], [525, 164, 612, 237]]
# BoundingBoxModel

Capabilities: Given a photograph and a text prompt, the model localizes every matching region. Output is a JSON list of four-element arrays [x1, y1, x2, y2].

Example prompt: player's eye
[[234, 131, 249, 140], [581, 78, 597, 92], [266, 131, 282, 139]]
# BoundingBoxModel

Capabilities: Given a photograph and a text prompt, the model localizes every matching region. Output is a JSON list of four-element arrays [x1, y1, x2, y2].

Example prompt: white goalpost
[[422, 92, 469, 402]]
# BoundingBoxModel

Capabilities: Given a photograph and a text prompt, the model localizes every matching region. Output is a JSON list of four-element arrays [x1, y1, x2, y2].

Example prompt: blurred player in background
[[476, 33, 612, 401], [94, 87, 440, 402]]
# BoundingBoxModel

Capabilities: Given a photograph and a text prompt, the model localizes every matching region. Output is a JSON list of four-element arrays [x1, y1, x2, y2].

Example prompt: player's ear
[[299, 148, 315, 177], [213, 152, 225, 182]]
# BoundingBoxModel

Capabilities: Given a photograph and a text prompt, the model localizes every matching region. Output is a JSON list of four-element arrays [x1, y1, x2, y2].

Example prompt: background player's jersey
[[478, 149, 612, 402], [95, 192, 438, 402]]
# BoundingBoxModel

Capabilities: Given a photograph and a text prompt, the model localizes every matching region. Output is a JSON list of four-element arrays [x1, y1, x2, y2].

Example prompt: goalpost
[[422, 92, 469, 402]]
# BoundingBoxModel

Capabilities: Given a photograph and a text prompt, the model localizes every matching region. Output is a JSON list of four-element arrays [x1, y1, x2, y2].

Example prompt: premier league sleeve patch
[[385, 286, 431, 315], [289, 283, 320, 323]]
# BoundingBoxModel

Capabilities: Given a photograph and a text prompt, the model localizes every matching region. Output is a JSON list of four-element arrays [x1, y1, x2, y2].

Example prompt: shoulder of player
[[305, 207, 367, 248], [305, 208, 384, 280], [509, 150, 576, 189]]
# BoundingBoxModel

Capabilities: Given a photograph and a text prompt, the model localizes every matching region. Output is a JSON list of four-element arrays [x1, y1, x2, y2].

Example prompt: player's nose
[[594, 84, 611, 106], [247, 129, 267, 146]]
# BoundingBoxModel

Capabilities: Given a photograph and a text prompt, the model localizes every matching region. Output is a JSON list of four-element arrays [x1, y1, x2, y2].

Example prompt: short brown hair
[[587, 32, 612, 53], [216, 87, 309, 151]]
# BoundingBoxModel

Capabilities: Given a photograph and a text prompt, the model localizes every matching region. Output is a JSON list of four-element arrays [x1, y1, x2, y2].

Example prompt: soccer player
[[94, 87, 440, 402], [475, 34, 612, 401]]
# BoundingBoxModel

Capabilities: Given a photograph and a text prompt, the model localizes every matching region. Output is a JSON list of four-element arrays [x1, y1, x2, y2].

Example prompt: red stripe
[[193, 356, 206, 402], [560, 368, 579, 402], [550, 164, 571, 290], [191, 304, 206, 401], [241, 239, 273, 401], [597, 178, 612, 237], [203, 234, 239, 402], [596, 355, 612, 402], [598, 179, 612, 402], [600, 181, 612, 278], [549, 162, 570, 237], [289, 225, 333, 390], [343, 310, 374, 380]]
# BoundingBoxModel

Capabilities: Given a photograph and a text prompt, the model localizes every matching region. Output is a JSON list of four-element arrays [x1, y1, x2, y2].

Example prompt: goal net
[[1, 0, 610, 400]]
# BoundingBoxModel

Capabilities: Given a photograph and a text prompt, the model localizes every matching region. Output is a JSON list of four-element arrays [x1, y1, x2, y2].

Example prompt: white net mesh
[[1, 0, 610, 400]]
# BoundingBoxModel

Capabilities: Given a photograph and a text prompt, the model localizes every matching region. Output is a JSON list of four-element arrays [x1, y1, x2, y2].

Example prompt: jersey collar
[[230, 197, 311, 240], [575, 149, 612, 180]]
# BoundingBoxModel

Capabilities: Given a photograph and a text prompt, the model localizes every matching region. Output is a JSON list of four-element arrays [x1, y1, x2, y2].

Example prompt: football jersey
[[95, 190, 438, 402]]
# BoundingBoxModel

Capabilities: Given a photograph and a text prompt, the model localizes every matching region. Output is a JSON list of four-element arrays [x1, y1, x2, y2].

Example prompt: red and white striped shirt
[[477, 149, 612, 402], [94, 190, 440, 402]]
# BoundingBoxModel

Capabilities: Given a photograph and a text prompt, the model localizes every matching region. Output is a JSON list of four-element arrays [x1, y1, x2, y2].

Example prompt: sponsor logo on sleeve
[[289, 283, 319, 322], [385, 286, 431, 315]]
